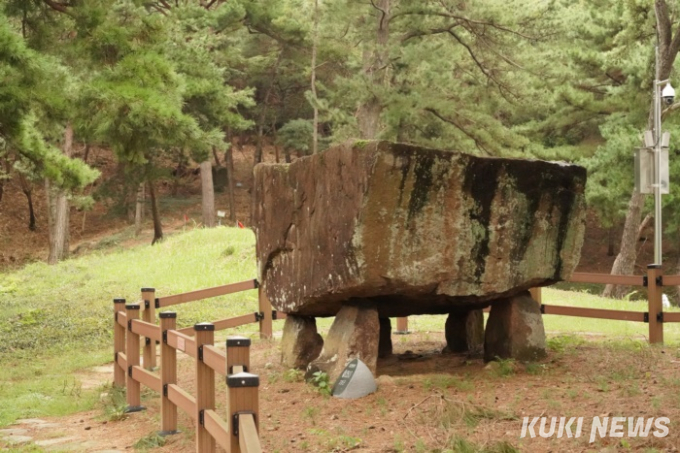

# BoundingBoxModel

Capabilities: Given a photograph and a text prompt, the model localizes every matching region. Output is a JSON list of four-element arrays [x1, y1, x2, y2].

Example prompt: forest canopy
[[1, 0, 680, 287]]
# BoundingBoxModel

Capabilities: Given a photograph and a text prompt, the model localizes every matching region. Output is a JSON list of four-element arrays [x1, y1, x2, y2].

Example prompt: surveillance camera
[[662, 83, 675, 105]]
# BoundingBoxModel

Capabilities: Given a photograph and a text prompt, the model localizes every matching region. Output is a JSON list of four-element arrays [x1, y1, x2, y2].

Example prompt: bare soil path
[[3, 331, 680, 452]]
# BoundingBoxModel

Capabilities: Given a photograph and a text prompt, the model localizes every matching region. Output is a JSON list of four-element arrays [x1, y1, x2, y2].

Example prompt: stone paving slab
[[0, 428, 29, 435], [4, 434, 33, 445], [15, 418, 48, 425], [35, 436, 77, 447]]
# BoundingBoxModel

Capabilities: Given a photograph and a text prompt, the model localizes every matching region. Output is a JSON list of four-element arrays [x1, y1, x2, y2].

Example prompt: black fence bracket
[[231, 411, 256, 437]]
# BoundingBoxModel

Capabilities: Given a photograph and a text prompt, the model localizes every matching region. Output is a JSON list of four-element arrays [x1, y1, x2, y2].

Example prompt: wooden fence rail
[[132, 279, 274, 372], [113, 308, 264, 452], [395, 266, 680, 344], [113, 279, 269, 452]]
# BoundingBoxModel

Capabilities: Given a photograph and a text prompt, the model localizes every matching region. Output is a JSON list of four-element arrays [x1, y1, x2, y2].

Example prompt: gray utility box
[[635, 131, 670, 194]]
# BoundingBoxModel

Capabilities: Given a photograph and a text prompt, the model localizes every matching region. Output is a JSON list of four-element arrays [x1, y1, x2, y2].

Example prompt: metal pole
[[654, 45, 663, 265]]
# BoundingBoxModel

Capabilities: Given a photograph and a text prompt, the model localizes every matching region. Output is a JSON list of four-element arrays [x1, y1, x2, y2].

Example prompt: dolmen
[[253, 140, 586, 381]]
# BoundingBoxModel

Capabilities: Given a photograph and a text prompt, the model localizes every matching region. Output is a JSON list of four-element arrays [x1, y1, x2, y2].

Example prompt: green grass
[[0, 226, 260, 426]]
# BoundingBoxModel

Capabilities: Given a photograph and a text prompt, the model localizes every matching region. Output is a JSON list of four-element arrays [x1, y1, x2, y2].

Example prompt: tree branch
[[638, 214, 653, 239], [424, 107, 491, 155], [369, 0, 388, 33], [401, 25, 459, 43], [42, 0, 74, 16], [446, 30, 490, 79], [390, 9, 540, 41], [149, 4, 168, 15]]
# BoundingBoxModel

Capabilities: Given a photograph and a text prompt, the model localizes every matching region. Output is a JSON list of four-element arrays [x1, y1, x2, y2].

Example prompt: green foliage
[[134, 432, 167, 450], [309, 370, 332, 396], [0, 15, 98, 190], [489, 358, 516, 378], [278, 119, 314, 156], [283, 368, 304, 383], [99, 384, 127, 422]]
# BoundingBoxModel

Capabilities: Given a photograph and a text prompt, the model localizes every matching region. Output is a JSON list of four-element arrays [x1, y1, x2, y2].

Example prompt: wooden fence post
[[125, 304, 144, 412], [195, 323, 216, 453], [395, 317, 409, 334], [647, 265, 664, 344], [227, 372, 260, 453], [159, 312, 178, 436], [529, 287, 542, 305], [113, 298, 126, 388], [257, 285, 273, 339], [227, 337, 251, 374], [141, 288, 157, 370]]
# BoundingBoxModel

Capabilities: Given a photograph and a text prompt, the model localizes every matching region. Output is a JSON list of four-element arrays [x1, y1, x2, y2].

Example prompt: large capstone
[[253, 140, 586, 318]]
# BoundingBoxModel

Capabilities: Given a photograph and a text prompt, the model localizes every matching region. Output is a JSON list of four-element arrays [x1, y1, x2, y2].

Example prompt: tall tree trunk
[[212, 147, 221, 167], [0, 159, 8, 205], [47, 123, 73, 264], [605, 0, 680, 296], [254, 50, 284, 165], [357, 0, 390, 139], [603, 193, 645, 298], [607, 226, 615, 256], [18, 175, 35, 231], [200, 160, 216, 227], [311, 0, 319, 154], [226, 146, 236, 222], [148, 179, 163, 245], [134, 183, 144, 237], [45, 178, 56, 258], [271, 121, 281, 163], [81, 144, 91, 233], [26, 190, 36, 232]]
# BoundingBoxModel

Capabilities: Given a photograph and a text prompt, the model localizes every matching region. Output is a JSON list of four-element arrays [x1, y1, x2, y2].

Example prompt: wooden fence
[[395, 264, 679, 344], [112, 266, 680, 450], [113, 279, 285, 453]]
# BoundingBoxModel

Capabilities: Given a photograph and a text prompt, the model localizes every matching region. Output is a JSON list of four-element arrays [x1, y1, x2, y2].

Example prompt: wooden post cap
[[227, 372, 259, 388], [113, 298, 126, 304], [125, 304, 141, 310], [159, 312, 177, 319], [141, 287, 155, 292], [194, 323, 215, 331], [226, 337, 251, 347], [648, 264, 662, 269]]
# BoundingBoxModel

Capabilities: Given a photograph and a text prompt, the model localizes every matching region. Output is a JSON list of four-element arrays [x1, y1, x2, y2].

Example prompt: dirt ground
[[6, 331, 680, 453]]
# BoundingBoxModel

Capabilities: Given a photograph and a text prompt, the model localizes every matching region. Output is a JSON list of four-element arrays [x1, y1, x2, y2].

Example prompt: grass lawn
[[0, 226, 675, 428]]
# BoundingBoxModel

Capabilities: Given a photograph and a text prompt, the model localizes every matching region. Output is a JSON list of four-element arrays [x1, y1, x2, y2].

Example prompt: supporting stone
[[484, 292, 546, 362], [280, 315, 324, 370], [378, 317, 392, 358], [307, 303, 379, 382], [443, 309, 484, 355]]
